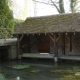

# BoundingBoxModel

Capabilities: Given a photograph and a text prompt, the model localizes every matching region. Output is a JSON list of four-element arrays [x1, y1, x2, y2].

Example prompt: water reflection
[[17, 76, 20, 80], [0, 60, 80, 80]]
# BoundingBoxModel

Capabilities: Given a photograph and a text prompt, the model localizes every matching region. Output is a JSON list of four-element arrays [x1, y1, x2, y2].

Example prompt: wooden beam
[[54, 33, 58, 57], [28, 36, 30, 53], [56, 34, 62, 42], [17, 34, 24, 57], [72, 35, 75, 40], [65, 35, 70, 41], [62, 33, 65, 55], [17, 35, 21, 57], [18, 42, 20, 55], [48, 33, 62, 42], [70, 33, 72, 52], [48, 34, 54, 42], [19, 34, 24, 42]]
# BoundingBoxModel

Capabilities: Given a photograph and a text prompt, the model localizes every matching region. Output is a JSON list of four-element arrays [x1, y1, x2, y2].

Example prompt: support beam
[[65, 35, 70, 41], [72, 35, 75, 40], [17, 34, 24, 59], [17, 35, 21, 59], [48, 33, 62, 43], [48, 34, 54, 42], [28, 36, 30, 53], [56, 34, 62, 42], [70, 33, 72, 52], [54, 33, 58, 57], [62, 33, 65, 55], [19, 34, 24, 42]]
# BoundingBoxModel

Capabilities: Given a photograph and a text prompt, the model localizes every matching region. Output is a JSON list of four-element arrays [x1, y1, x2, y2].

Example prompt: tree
[[33, 0, 79, 14], [50, 0, 78, 13], [32, 0, 65, 14], [0, 0, 15, 38], [8, 0, 28, 20], [70, 0, 78, 13], [50, 0, 65, 13], [59, 0, 65, 13]]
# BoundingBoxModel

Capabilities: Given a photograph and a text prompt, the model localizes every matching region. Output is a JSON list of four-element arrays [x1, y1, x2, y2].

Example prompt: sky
[[10, 0, 79, 20], [34, 0, 70, 16], [10, 0, 28, 20]]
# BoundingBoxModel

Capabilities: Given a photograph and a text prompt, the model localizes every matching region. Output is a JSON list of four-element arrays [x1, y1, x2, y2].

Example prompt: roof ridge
[[25, 12, 80, 20]]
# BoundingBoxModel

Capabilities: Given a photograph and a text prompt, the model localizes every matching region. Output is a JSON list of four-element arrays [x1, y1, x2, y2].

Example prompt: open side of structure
[[13, 13, 80, 60]]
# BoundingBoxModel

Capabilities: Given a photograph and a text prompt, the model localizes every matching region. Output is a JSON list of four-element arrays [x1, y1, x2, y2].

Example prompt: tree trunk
[[70, 0, 78, 13], [59, 0, 65, 13]]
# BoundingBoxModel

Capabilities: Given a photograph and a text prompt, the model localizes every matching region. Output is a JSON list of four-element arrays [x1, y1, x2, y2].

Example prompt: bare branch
[[50, 0, 60, 13], [33, 0, 60, 13], [33, 0, 53, 5]]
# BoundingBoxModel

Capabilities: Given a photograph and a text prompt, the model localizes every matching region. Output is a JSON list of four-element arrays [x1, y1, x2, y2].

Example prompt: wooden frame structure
[[17, 32, 76, 58], [13, 13, 80, 58]]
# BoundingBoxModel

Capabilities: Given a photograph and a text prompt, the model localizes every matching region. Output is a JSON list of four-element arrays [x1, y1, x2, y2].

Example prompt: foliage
[[50, 69, 73, 73], [7, 64, 30, 69], [8, 0, 28, 20], [70, 0, 78, 12], [60, 74, 80, 80], [50, 0, 78, 13], [50, 65, 80, 80], [14, 19, 24, 28], [30, 69, 40, 73], [0, 74, 5, 80], [26, 68, 40, 74], [0, 0, 15, 38]]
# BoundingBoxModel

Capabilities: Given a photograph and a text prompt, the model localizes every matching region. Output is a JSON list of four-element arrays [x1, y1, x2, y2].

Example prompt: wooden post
[[54, 33, 58, 57], [70, 33, 72, 52], [17, 34, 24, 56], [19, 34, 24, 42], [17, 35, 21, 59], [28, 35, 30, 53], [62, 33, 65, 55]]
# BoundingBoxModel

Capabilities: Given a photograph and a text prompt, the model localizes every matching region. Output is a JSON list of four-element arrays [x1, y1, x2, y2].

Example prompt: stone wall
[[9, 43, 17, 60], [29, 35, 55, 53], [65, 34, 80, 56], [41, 33, 80, 56], [57, 33, 80, 56], [30, 35, 39, 53]]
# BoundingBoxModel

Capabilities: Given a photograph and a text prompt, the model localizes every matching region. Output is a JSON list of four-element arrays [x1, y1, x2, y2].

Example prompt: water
[[0, 59, 80, 80]]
